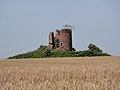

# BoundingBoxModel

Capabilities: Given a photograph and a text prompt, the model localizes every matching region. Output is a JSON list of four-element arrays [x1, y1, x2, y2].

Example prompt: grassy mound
[[8, 44, 110, 59]]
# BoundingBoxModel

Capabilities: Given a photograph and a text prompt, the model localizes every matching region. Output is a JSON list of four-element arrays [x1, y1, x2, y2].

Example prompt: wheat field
[[0, 57, 120, 90]]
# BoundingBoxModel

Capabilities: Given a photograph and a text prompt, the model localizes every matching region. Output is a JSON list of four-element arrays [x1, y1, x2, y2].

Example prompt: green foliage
[[8, 44, 111, 59], [88, 43, 103, 52], [37, 45, 48, 51]]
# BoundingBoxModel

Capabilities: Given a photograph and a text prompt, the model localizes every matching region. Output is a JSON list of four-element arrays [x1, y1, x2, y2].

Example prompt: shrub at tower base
[[8, 44, 111, 59]]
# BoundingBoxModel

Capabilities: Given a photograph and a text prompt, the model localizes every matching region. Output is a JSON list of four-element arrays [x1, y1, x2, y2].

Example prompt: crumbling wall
[[48, 32, 54, 49]]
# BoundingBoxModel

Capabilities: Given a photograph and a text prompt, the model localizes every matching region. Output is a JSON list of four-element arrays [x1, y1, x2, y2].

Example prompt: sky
[[0, 0, 120, 59]]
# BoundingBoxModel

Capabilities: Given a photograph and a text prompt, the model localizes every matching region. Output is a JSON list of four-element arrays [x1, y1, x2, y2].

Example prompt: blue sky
[[0, 0, 120, 59]]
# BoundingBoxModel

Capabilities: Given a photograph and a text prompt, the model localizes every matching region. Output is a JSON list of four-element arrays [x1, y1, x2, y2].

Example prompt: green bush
[[37, 45, 48, 51], [88, 43, 103, 52], [8, 44, 111, 59]]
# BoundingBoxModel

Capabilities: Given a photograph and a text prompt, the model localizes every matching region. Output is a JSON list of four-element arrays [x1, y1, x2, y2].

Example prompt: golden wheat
[[0, 57, 120, 90]]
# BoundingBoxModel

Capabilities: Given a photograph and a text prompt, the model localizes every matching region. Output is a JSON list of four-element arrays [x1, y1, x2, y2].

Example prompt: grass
[[0, 57, 120, 90]]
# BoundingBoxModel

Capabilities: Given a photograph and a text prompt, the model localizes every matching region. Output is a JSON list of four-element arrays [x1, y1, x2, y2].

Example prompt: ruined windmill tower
[[48, 25, 75, 51]]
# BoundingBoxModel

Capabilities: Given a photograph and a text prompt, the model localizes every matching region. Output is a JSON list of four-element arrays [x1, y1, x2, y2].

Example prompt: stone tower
[[55, 29, 72, 51], [48, 26, 74, 51]]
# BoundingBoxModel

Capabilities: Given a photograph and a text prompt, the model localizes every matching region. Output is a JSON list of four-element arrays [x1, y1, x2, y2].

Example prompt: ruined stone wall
[[55, 30, 60, 40], [48, 32, 54, 49]]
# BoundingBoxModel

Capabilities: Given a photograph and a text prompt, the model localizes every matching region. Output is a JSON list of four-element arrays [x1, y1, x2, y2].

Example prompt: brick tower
[[55, 29, 72, 51], [48, 25, 74, 51]]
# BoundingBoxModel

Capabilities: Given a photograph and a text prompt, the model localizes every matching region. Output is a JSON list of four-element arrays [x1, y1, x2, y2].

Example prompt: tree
[[37, 45, 48, 51], [88, 43, 103, 53]]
